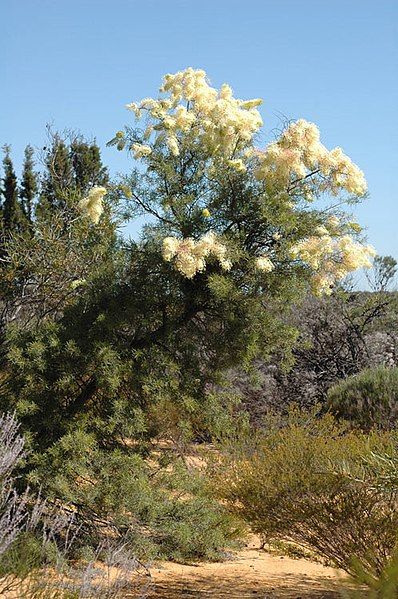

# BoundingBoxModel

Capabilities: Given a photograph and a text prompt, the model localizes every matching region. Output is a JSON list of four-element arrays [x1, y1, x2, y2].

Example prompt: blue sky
[[1, 0, 397, 262]]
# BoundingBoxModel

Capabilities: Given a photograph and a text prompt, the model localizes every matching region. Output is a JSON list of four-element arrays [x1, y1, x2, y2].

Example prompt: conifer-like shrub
[[29, 433, 242, 563], [327, 366, 398, 430], [0, 413, 150, 598], [215, 409, 398, 578]]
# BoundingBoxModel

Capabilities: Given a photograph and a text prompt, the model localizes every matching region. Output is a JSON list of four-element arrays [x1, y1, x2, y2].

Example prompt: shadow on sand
[[145, 571, 343, 598]]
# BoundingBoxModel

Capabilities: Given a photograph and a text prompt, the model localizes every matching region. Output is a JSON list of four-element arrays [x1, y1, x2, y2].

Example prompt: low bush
[[27, 429, 243, 563], [340, 448, 398, 597], [344, 547, 398, 598], [327, 366, 398, 430], [214, 408, 398, 578], [0, 413, 150, 598]]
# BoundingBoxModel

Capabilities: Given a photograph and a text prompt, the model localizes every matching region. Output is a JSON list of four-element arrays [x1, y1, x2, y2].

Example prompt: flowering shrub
[[111, 67, 374, 294], [0, 70, 379, 566], [125, 68, 263, 161], [254, 119, 367, 196]]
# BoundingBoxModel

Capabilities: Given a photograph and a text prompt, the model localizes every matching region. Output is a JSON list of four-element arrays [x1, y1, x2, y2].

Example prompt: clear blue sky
[[1, 0, 397, 261]]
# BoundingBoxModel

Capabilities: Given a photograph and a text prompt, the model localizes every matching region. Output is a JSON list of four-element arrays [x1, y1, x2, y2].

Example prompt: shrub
[[0, 413, 149, 598], [0, 534, 151, 598], [0, 412, 31, 558], [0, 70, 377, 572], [340, 449, 398, 597], [327, 366, 398, 430], [27, 431, 242, 562], [215, 408, 398, 578], [227, 291, 398, 424], [343, 547, 398, 598]]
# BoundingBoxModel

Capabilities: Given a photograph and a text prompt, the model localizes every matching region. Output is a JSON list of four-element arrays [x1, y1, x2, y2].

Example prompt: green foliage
[[20, 144, 39, 224], [35, 131, 109, 219], [367, 254, 397, 292], [0, 532, 50, 579], [1, 100, 365, 448], [0, 530, 148, 598], [215, 408, 398, 577], [344, 548, 398, 598], [227, 289, 398, 420], [26, 431, 242, 561], [340, 448, 398, 596], [327, 366, 398, 430], [1, 145, 29, 247]]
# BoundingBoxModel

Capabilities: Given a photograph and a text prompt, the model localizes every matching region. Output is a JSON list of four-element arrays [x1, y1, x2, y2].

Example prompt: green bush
[[327, 366, 398, 430], [0, 412, 150, 598], [28, 431, 242, 562], [215, 408, 398, 578], [341, 448, 398, 597], [344, 547, 398, 598]]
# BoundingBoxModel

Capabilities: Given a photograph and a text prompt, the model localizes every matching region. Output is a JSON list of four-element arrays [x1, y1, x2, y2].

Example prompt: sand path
[[147, 537, 349, 598]]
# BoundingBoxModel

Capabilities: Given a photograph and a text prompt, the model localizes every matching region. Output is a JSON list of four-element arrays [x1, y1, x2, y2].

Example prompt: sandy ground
[[146, 537, 349, 598], [0, 538, 352, 598]]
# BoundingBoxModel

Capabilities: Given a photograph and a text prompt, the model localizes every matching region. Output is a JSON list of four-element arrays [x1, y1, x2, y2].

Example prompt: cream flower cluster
[[131, 143, 152, 159], [162, 231, 232, 278], [255, 256, 275, 272], [255, 119, 367, 196], [291, 232, 376, 294], [78, 186, 107, 224], [126, 68, 263, 165]]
